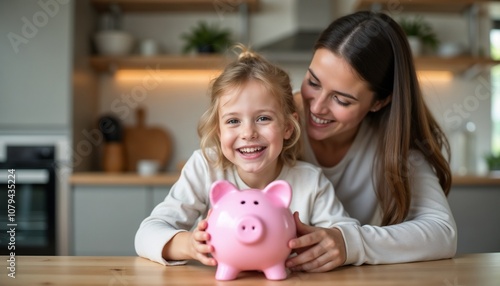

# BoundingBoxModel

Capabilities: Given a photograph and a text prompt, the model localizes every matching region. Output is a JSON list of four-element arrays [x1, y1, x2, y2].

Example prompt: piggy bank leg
[[215, 263, 240, 281], [263, 263, 288, 280]]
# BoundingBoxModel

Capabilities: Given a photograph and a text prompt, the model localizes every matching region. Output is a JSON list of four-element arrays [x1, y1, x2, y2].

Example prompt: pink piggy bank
[[206, 180, 296, 281]]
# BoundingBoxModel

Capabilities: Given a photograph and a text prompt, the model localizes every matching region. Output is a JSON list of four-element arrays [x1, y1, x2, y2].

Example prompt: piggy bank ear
[[262, 180, 292, 208], [210, 180, 238, 206]]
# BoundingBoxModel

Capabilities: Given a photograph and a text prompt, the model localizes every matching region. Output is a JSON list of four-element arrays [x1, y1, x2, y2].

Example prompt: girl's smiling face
[[218, 79, 294, 182], [301, 48, 385, 142]]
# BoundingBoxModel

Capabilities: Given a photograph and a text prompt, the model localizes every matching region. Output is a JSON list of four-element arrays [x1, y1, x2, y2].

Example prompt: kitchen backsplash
[[93, 64, 493, 174]]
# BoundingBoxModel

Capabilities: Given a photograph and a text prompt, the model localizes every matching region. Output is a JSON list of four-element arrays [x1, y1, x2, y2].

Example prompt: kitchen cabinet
[[355, 0, 500, 73], [448, 185, 500, 254], [153, 186, 170, 205], [89, 0, 259, 72], [71, 184, 171, 255], [69, 172, 500, 255], [0, 1, 73, 131]]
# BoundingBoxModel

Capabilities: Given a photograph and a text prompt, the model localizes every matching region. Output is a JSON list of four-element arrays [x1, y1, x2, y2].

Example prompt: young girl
[[134, 46, 358, 266]]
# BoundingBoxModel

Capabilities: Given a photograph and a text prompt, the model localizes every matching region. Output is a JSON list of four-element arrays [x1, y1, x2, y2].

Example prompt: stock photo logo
[[7, 0, 69, 54], [108, 269, 129, 286], [213, 0, 246, 20], [443, 75, 491, 130]]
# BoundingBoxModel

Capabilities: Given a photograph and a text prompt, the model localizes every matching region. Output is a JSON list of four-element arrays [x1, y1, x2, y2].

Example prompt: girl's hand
[[188, 211, 216, 266], [285, 212, 346, 272]]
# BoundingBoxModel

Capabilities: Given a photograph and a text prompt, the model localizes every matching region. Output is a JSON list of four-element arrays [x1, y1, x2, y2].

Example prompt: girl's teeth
[[311, 113, 332, 124], [240, 147, 262, 153]]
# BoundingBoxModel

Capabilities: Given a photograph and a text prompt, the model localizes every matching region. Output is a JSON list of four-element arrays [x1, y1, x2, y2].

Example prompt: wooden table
[[3, 253, 500, 285]]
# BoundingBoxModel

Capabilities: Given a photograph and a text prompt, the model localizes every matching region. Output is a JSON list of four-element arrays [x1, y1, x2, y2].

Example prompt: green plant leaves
[[485, 153, 500, 170], [181, 21, 233, 54], [399, 16, 438, 50]]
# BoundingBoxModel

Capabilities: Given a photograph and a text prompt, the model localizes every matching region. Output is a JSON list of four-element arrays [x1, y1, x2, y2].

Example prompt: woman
[[285, 11, 457, 272]]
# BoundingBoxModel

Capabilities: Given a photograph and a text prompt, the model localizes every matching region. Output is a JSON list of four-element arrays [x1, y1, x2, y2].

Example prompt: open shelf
[[414, 56, 500, 72], [89, 54, 500, 73], [91, 0, 260, 13], [355, 0, 489, 14], [89, 54, 231, 71]]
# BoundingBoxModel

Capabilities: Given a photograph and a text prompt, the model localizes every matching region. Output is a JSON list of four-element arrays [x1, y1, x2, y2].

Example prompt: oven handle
[[0, 169, 49, 184]]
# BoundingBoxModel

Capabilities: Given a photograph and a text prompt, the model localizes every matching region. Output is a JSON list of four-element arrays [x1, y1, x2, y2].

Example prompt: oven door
[[0, 164, 56, 255]]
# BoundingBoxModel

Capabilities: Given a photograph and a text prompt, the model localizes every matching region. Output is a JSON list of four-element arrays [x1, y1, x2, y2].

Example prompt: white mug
[[137, 160, 159, 176], [139, 39, 159, 56]]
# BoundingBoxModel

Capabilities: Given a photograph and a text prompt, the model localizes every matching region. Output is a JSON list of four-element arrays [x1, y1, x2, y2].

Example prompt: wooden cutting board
[[124, 107, 172, 172]]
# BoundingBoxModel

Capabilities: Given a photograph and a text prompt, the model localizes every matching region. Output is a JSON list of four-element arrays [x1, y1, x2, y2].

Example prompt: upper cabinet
[[0, 1, 73, 131], [89, 0, 259, 72], [355, 0, 500, 73]]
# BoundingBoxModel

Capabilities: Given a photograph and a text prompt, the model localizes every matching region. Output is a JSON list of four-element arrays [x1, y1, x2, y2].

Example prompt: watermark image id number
[[7, 169, 17, 278]]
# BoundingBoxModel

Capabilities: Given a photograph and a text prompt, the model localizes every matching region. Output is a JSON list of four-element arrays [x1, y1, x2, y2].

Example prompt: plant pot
[[197, 44, 216, 54], [489, 170, 500, 177], [95, 30, 134, 56], [407, 36, 422, 56]]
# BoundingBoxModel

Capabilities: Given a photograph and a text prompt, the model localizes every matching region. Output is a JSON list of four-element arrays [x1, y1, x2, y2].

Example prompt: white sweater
[[301, 119, 458, 265], [135, 149, 359, 265]]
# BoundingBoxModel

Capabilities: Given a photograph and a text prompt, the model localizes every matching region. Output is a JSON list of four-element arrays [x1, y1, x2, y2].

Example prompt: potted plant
[[181, 21, 233, 54], [399, 16, 438, 56], [485, 153, 500, 175]]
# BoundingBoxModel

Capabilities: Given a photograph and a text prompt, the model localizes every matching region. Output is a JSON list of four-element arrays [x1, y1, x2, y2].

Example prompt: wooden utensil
[[102, 142, 125, 173], [124, 107, 172, 172]]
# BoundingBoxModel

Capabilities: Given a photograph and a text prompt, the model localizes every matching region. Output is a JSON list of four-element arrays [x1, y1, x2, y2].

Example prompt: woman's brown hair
[[315, 11, 451, 225], [197, 45, 302, 170]]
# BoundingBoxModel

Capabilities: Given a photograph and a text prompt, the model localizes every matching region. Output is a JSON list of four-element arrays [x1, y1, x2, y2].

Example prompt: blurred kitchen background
[[0, 0, 499, 257]]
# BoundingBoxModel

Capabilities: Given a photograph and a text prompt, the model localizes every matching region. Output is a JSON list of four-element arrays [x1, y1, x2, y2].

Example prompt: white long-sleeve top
[[135, 149, 359, 265], [301, 119, 458, 265]]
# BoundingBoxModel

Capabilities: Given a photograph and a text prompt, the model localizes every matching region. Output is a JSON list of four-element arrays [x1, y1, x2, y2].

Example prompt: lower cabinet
[[448, 186, 500, 254], [71, 185, 171, 256], [72, 184, 500, 256]]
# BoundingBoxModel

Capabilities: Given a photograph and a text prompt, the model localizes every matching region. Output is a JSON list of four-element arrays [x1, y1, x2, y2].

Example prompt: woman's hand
[[187, 218, 217, 266], [285, 212, 346, 272]]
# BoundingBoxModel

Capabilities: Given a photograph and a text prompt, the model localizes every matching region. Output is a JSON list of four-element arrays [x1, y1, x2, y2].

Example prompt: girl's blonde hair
[[197, 45, 301, 170]]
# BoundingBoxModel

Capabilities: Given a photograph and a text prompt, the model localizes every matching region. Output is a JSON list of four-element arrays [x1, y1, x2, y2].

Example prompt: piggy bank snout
[[236, 216, 264, 244]]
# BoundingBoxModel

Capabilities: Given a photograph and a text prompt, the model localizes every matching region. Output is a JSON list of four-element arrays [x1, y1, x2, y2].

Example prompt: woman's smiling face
[[300, 48, 380, 142]]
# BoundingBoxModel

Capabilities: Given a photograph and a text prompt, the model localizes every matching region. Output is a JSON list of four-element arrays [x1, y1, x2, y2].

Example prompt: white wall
[[421, 74, 492, 174]]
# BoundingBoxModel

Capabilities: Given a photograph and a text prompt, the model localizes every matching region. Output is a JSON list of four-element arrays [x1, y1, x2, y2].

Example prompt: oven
[[0, 146, 57, 255]]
